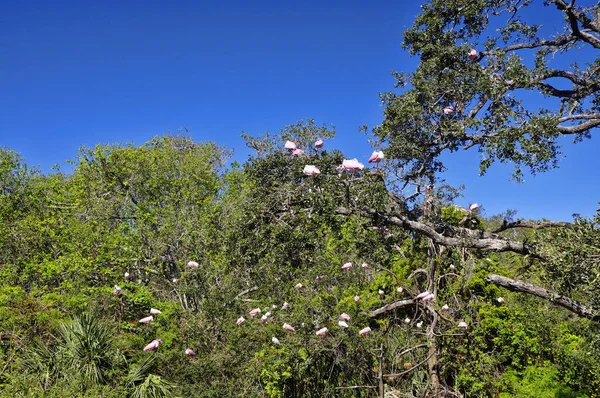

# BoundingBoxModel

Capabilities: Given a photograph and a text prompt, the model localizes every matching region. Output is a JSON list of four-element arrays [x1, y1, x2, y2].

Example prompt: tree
[[375, 0, 599, 182]]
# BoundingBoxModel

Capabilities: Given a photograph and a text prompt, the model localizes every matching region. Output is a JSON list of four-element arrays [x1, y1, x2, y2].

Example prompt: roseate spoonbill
[[354, 295, 360, 302], [359, 327, 371, 335], [124, 272, 130, 281], [397, 287, 403, 293], [378, 289, 384, 295], [341, 159, 365, 172], [150, 308, 161, 315], [113, 285, 122, 296], [291, 148, 304, 156], [315, 139, 323, 149], [338, 321, 349, 328], [187, 261, 199, 268], [361, 263, 370, 270], [468, 48, 478, 60], [339, 313, 351, 321], [417, 321, 423, 328], [272, 336, 280, 345], [283, 323, 295, 332], [315, 275, 324, 281], [415, 291, 430, 299], [404, 318, 410, 324], [249, 308, 261, 317], [139, 316, 153, 324], [469, 203, 479, 211], [341, 262, 352, 271], [185, 348, 196, 356], [441, 304, 449, 311], [368, 150, 384, 164], [443, 106, 454, 115], [281, 302, 290, 310], [303, 165, 320, 176], [295, 283, 303, 289], [422, 293, 435, 302], [236, 316, 245, 326], [143, 339, 162, 352], [497, 297, 505, 304], [316, 327, 328, 336], [284, 141, 296, 151], [458, 321, 468, 329]]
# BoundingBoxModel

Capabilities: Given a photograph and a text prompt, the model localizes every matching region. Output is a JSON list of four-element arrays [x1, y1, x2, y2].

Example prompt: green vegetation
[[1, 1, 600, 397]]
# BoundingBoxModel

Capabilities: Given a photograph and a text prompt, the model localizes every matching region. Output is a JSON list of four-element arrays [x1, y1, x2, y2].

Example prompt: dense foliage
[[2, 1, 600, 397]]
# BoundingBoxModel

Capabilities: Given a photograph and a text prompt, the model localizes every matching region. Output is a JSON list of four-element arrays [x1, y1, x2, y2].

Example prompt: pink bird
[[422, 293, 435, 302], [249, 308, 261, 317], [291, 148, 304, 156], [368, 150, 384, 164], [139, 316, 153, 324], [449, 264, 455, 270], [185, 348, 196, 356], [143, 339, 162, 352], [415, 291, 430, 300], [441, 304, 449, 311], [113, 285, 122, 296], [316, 327, 328, 336], [469, 203, 479, 211], [315, 139, 324, 149], [236, 316, 245, 326], [361, 263, 370, 270], [339, 313, 351, 321], [397, 287, 403, 293], [295, 283, 303, 289], [150, 308, 161, 315], [458, 321, 468, 329], [187, 261, 199, 268], [303, 165, 321, 176], [284, 141, 297, 151], [354, 295, 360, 302], [378, 289, 385, 295], [341, 262, 352, 271], [497, 297, 505, 304], [404, 318, 411, 324], [283, 323, 295, 332], [315, 275, 324, 281], [359, 327, 371, 335], [341, 159, 365, 172], [468, 48, 478, 60], [443, 106, 455, 115], [338, 320, 349, 328], [281, 302, 290, 310], [124, 272, 130, 281]]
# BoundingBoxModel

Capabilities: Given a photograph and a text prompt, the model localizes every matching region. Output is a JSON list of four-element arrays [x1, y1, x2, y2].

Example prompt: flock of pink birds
[[116, 79, 506, 357]]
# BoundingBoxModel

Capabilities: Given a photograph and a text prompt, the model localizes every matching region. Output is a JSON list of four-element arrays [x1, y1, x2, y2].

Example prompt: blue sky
[[1, 1, 598, 221]]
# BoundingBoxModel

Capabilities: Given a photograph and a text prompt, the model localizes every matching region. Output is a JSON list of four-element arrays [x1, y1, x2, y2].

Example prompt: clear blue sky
[[1, 1, 598, 221]]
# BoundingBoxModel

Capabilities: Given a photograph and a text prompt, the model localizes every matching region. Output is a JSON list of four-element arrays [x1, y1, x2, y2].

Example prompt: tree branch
[[493, 219, 571, 233], [337, 205, 539, 257], [362, 299, 415, 318], [485, 274, 599, 321]]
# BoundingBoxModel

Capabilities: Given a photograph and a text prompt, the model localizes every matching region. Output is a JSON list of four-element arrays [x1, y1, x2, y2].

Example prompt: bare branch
[[558, 118, 600, 134], [362, 299, 415, 318], [493, 219, 571, 233], [337, 205, 538, 257], [486, 274, 600, 321], [384, 351, 434, 379], [335, 385, 377, 390], [550, 0, 600, 48]]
